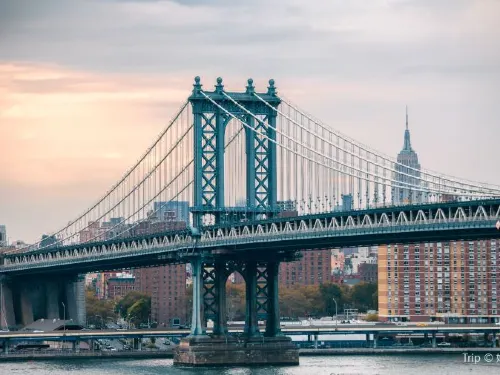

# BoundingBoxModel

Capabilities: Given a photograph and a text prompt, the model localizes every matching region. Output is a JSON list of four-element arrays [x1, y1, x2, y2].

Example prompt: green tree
[[279, 285, 323, 318], [350, 282, 378, 312], [127, 297, 151, 325], [115, 291, 151, 323], [319, 283, 350, 316], [85, 288, 116, 328]]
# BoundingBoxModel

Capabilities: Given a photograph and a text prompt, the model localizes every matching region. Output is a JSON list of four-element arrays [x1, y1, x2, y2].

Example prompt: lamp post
[[332, 298, 338, 331], [61, 302, 66, 351], [61, 302, 66, 331]]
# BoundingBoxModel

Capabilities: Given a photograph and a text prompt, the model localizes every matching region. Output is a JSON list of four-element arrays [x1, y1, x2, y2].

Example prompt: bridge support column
[[189, 258, 205, 337], [373, 333, 378, 349], [265, 262, 281, 337], [65, 280, 77, 322], [2, 339, 9, 354], [45, 281, 60, 319], [366, 333, 370, 347], [212, 261, 227, 337], [0, 280, 15, 329], [138, 339, 142, 351], [64, 276, 86, 325], [314, 334, 318, 349], [174, 255, 298, 366], [244, 261, 260, 338], [20, 285, 34, 326], [492, 332, 497, 348], [432, 332, 436, 348], [72, 341, 80, 353]]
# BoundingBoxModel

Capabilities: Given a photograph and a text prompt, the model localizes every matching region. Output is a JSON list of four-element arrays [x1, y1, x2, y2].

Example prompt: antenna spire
[[406, 105, 408, 130]]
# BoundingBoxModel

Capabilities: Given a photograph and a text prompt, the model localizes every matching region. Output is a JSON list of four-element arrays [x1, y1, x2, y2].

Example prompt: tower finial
[[406, 105, 408, 130], [403, 105, 412, 151]]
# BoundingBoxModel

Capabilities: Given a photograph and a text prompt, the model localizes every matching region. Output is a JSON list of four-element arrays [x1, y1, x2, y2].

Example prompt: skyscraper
[[393, 107, 421, 205]]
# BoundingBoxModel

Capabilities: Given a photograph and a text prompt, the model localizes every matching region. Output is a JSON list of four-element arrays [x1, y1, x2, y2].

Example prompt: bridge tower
[[190, 76, 280, 228], [175, 78, 299, 366]]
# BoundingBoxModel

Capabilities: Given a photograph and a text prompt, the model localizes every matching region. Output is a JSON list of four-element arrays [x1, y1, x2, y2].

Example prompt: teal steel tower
[[189, 77, 280, 228]]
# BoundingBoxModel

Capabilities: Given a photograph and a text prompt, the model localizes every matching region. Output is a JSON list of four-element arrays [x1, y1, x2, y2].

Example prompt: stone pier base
[[174, 336, 299, 366]]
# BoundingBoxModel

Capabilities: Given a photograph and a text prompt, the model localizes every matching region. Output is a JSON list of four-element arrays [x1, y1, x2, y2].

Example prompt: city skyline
[[1, 0, 499, 242]]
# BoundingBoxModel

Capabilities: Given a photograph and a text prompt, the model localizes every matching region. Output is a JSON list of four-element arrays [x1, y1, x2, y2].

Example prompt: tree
[[350, 282, 378, 312], [279, 285, 323, 318], [115, 291, 151, 324], [320, 283, 350, 316], [127, 297, 151, 325], [85, 288, 116, 328]]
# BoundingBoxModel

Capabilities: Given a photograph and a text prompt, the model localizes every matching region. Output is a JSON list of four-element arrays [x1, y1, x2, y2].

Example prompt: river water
[[0, 354, 500, 375], [0, 355, 498, 375]]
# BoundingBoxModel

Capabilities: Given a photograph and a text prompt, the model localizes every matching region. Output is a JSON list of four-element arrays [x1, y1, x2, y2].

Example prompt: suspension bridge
[[1, 77, 499, 365]]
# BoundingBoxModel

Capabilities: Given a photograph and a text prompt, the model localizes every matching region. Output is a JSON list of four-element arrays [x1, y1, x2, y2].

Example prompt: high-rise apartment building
[[132, 208, 188, 327], [378, 240, 500, 323], [134, 263, 187, 327], [279, 250, 331, 287]]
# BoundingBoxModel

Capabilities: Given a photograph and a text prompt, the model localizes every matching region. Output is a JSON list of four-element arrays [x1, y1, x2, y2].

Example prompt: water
[[0, 355, 497, 375]]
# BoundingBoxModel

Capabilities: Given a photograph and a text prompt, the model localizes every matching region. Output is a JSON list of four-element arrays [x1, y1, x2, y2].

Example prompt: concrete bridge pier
[[313, 334, 318, 349], [20, 285, 34, 326], [431, 332, 437, 348], [244, 261, 260, 338], [0, 280, 16, 329], [45, 281, 60, 319], [64, 276, 86, 325], [373, 333, 378, 348]]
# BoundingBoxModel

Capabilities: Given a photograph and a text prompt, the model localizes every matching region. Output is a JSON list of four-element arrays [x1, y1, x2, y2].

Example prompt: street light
[[61, 302, 66, 331], [61, 302, 66, 351], [332, 298, 338, 331]]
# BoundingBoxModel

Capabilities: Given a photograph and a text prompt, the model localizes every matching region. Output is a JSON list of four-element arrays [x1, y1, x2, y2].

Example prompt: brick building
[[132, 217, 188, 327], [279, 250, 331, 287], [378, 240, 500, 323], [358, 263, 378, 283], [106, 273, 136, 300], [134, 264, 187, 327]]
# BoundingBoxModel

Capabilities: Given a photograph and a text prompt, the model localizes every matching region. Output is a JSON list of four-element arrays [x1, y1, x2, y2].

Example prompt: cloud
[[0, 0, 499, 242]]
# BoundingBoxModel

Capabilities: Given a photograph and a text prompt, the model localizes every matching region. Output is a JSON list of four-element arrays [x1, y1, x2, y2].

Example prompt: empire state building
[[393, 108, 421, 204]]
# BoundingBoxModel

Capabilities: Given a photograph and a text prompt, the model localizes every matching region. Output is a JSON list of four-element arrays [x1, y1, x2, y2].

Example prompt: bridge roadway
[[1, 324, 499, 342], [2, 199, 499, 276]]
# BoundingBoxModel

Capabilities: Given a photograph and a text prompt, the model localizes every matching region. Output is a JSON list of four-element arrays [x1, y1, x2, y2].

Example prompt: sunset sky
[[1, 0, 499, 242]]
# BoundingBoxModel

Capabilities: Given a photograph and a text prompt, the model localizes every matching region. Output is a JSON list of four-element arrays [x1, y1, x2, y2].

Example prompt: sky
[[0, 0, 499, 242]]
